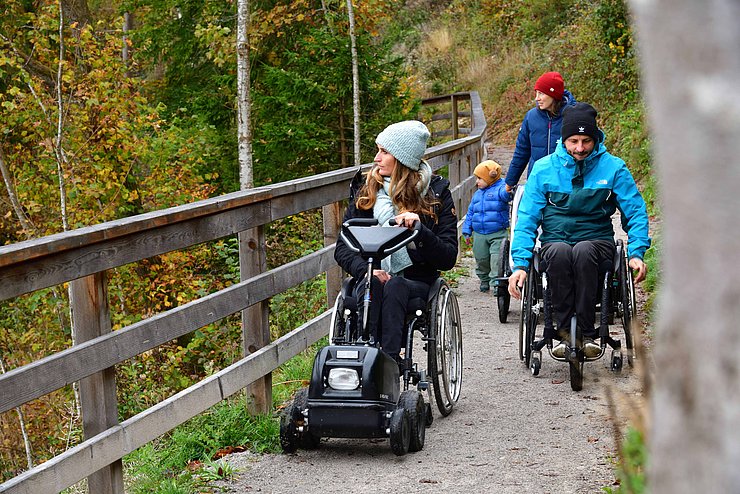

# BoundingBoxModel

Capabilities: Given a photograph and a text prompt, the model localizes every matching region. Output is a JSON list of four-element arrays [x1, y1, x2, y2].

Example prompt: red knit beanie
[[534, 71, 564, 101]]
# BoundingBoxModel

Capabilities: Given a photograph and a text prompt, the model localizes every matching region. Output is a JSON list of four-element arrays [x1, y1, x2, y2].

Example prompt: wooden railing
[[0, 91, 486, 494]]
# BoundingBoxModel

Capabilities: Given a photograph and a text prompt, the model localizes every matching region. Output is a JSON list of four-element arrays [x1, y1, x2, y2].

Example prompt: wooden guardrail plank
[[0, 246, 336, 414], [0, 202, 271, 301], [0, 312, 329, 494]]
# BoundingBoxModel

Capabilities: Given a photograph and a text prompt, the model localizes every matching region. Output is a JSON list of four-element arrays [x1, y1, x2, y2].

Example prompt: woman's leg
[[381, 277, 431, 357]]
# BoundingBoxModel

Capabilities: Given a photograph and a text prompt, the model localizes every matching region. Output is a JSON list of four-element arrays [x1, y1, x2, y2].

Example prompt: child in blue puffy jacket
[[462, 160, 513, 292]]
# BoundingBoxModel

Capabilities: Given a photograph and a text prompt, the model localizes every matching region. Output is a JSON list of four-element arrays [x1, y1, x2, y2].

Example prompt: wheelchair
[[505, 240, 636, 391], [279, 218, 463, 456], [492, 185, 522, 323], [493, 188, 637, 391]]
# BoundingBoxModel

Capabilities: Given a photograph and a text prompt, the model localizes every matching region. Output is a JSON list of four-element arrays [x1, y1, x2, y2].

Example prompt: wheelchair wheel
[[389, 407, 410, 456], [279, 388, 318, 453], [567, 316, 584, 391], [428, 282, 463, 417], [497, 238, 511, 323], [399, 390, 426, 452], [518, 288, 526, 361], [329, 278, 359, 344], [618, 242, 637, 365], [328, 292, 345, 344], [521, 268, 538, 368], [569, 359, 584, 391]]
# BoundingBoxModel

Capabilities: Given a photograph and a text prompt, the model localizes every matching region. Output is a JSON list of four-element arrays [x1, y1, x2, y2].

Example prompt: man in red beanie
[[504, 71, 577, 193]]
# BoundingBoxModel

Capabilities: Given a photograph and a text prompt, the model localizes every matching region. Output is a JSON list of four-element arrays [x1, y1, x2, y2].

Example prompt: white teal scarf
[[373, 161, 432, 276]]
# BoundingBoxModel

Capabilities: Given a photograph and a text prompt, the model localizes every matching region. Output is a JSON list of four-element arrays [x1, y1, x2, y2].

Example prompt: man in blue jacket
[[507, 102, 650, 358]]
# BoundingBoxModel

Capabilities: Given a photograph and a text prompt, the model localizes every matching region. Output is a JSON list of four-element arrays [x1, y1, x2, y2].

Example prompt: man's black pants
[[540, 240, 615, 339]]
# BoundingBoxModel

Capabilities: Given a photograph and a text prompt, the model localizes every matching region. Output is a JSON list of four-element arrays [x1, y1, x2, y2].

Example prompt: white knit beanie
[[375, 120, 430, 171]]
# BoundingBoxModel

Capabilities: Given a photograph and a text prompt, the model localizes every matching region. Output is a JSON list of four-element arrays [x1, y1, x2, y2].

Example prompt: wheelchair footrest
[[604, 336, 621, 350], [532, 338, 550, 352]]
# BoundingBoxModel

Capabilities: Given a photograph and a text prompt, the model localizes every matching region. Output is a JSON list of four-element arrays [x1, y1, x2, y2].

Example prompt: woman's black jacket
[[334, 169, 458, 285]]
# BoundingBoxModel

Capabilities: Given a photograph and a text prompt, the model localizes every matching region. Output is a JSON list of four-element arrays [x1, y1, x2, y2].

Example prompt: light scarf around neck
[[373, 161, 432, 276]]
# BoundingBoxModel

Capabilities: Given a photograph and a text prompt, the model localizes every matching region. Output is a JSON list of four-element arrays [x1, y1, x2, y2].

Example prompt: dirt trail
[[211, 145, 644, 493]]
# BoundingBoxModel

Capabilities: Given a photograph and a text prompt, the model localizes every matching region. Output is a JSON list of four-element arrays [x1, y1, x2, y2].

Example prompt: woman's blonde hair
[[356, 159, 439, 221]]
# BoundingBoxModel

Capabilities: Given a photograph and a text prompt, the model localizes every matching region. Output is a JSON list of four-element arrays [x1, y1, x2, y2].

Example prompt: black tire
[[611, 352, 624, 372], [427, 282, 463, 417], [399, 390, 425, 452], [523, 268, 538, 368], [518, 289, 526, 361], [497, 238, 511, 323], [569, 359, 584, 391], [328, 292, 345, 344], [389, 408, 410, 456], [530, 354, 541, 376], [619, 242, 636, 365], [279, 388, 317, 452]]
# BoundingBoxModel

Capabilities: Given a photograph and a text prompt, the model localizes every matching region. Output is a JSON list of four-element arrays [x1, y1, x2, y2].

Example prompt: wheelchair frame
[[493, 187, 637, 391], [518, 240, 635, 390]]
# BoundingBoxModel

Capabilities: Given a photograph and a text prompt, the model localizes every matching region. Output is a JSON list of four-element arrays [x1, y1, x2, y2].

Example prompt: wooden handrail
[[0, 91, 486, 494]]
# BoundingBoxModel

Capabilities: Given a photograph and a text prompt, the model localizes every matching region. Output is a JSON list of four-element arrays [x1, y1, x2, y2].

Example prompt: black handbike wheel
[[399, 390, 425, 452], [279, 388, 318, 452], [389, 408, 410, 456]]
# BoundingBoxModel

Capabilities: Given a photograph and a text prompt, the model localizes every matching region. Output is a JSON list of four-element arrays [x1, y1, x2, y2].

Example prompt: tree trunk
[[237, 0, 271, 415], [628, 1, 740, 492], [0, 146, 35, 235], [237, 0, 253, 191], [346, 0, 361, 167]]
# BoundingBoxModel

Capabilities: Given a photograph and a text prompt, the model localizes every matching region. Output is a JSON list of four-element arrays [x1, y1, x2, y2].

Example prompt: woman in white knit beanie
[[334, 120, 459, 366]]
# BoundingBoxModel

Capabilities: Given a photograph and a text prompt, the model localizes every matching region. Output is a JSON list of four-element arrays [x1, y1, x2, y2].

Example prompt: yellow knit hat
[[474, 160, 502, 186]]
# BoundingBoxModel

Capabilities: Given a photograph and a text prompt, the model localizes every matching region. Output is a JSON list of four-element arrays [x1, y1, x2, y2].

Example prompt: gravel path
[[212, 146, 644, 493]]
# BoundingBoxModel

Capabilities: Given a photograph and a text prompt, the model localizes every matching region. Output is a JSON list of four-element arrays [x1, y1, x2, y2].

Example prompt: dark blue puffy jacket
[[462, 179, 512, 236], [505, 90, 576, 188]]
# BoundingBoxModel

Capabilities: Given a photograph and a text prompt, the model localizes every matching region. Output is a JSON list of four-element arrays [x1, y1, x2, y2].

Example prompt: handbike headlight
[[327, 368, 360, 390]]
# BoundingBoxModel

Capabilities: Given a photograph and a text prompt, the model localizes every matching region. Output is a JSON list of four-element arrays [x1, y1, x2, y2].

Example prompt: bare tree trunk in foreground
[[629, 1, 740, 492]]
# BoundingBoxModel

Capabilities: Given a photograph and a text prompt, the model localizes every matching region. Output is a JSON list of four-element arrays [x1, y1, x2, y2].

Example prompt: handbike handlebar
[[339, 217, 421, 260]]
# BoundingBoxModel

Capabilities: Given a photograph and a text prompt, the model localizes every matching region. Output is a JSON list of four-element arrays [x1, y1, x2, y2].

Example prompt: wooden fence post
[[239, 227, 271, 414], [70, 273, 123, 494], [451, 94, 459, 140], [323, 201, 344, 308]]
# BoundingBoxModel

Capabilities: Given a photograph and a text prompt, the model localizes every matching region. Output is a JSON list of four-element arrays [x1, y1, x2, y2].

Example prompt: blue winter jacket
[[505, 90, 577, 188], [462, 179, 512, 236], [510, 131, 651, 272]]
